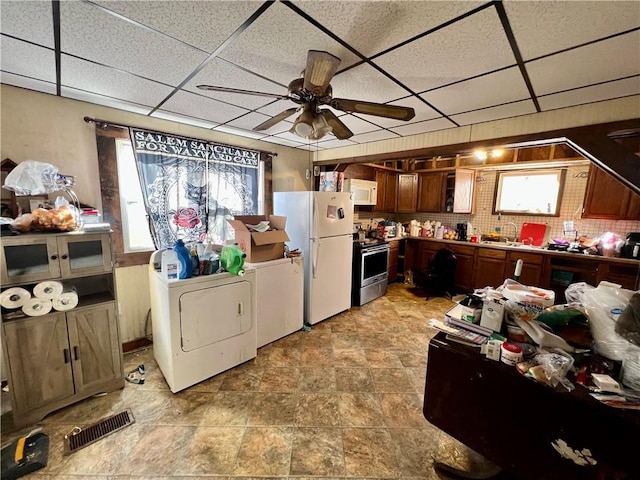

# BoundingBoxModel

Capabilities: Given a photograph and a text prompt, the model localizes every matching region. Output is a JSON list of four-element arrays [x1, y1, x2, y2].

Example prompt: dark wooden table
[[423, 332, 640, 480]]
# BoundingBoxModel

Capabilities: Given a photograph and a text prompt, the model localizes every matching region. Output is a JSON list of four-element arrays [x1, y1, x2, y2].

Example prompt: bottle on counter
[[161, 247, 179, 280]]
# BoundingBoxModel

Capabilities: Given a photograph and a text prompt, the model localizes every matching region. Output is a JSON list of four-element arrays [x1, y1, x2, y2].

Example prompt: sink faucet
[[503, 222, 518, 242]]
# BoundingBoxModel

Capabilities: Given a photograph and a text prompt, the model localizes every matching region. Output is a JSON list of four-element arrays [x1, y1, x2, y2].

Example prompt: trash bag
[[2, 160, 59, 196]]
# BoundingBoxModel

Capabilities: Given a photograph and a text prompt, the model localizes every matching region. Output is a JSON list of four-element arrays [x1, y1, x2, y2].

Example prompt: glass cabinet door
[[58, 234, 112, 278], [0, 236, 60, 283]]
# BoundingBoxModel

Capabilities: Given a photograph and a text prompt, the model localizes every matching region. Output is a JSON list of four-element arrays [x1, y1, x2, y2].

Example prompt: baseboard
[[122, 337, 153, 353]]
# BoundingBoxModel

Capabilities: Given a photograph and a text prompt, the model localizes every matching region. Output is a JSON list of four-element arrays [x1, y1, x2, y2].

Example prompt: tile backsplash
[[354, 165, 640, 241]]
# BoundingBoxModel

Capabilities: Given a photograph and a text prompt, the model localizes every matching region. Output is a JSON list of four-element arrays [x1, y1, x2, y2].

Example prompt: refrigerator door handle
[[312, 238, 319, 278], [313, 196, 319, 239]]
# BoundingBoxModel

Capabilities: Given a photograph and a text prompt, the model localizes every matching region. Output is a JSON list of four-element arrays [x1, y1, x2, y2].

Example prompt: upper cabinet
[[582, 164, 640, 220], [396, 174, 418, 213], [417, 172, 445, 212], [452, 168, 476, 214], [374, 170, 398, 212]]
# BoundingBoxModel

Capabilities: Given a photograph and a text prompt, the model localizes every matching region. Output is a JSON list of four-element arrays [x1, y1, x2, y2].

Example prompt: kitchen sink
[[479, 240, 542, 249]]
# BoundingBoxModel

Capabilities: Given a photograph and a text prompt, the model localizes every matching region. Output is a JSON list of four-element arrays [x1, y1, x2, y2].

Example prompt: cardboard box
[[227, 215, 290, 262], [480, 297, 506, 332]]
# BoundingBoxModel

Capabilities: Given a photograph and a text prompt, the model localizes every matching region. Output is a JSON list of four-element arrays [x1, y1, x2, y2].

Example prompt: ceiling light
[[292, 109, 315, 138], [310, 113, 332, 140], [474, 150, 488, 161], [491, 149, 504, 158]]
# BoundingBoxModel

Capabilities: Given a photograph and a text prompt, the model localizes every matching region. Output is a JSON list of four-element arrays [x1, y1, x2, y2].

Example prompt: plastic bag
[[513, 316, 575, 352], [615, 292, 640, 347], [499, 279, 555, 309], [535, 350, 575, 391], [3, 160, 59, 195], [564, 282, 595, 304], [582, 284, 635, 361]]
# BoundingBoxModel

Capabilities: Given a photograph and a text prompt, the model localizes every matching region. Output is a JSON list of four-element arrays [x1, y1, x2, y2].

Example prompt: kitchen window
[[493, 168, 566, 216]]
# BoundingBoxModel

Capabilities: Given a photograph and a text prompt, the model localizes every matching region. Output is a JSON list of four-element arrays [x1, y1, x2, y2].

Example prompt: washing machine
[[149, 267, 256, 393]]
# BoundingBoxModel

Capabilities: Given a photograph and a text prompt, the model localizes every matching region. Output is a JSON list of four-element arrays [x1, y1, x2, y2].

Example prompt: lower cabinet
[[474, 249, 507, 288], [3, 302, 123, 427], [448, 244, 475, 292], [506, 251, 544, 287], [388, 240, 400, 283]]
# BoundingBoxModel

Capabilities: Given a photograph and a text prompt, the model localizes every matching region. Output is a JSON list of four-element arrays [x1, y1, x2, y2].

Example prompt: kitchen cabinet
[[597, 262, 639, 290], [1, 231, 123, 428], [505, 251, 544, 287], [544, 255, 599, 304], [387, 239, 400, 283], [582, 164, 640, 220], [452, 168, 476, 214], [417, 172, 445, 212], [374, 170, 398, 213], [448, 243, 475, 293], [474, 248, 506, 288], [396, 174, 418, 213]]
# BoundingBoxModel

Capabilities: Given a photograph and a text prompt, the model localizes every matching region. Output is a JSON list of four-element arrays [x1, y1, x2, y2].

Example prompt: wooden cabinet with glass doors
[[1, 231, 123, 428]]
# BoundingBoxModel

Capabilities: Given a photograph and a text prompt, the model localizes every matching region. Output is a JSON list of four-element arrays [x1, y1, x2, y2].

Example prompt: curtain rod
[[83, 116, 278, 157]]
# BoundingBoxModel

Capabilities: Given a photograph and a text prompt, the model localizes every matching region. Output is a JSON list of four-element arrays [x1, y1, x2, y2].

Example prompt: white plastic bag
[[3, 160, 59, 196], [582, 284, 635, 361]]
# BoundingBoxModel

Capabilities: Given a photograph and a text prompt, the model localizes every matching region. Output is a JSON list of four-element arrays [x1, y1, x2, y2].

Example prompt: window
[[116, 139, 155, 253], [494, 169, 566, 216]]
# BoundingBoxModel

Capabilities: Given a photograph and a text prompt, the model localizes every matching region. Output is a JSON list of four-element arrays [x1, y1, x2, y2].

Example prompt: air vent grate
[[64, 409, 135, 455]]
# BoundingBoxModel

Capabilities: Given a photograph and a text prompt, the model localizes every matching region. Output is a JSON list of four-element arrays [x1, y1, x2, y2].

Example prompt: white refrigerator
[[274, 191, 354, 325]]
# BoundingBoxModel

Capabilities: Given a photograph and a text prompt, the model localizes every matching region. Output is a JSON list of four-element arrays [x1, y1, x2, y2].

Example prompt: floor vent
[[64, 409, 135, 455]]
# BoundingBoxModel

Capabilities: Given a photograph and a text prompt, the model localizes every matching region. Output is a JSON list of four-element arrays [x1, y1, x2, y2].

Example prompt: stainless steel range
[[352, 240, 389, 306]]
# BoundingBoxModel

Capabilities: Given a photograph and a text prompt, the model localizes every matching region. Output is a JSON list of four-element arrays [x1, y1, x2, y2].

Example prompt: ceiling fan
[[197, 50, 416, 141]]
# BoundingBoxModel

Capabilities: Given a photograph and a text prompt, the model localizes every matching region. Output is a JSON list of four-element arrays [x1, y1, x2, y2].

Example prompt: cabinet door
[[388, 241, 399, 283], [453, 169, 476, 214], [506, 252, 544, 287], [3, 313, 74, 414], [384, 173, 398, 212], [417, 173, 444, 212], [374, 170, 386, 212], [1, 235, 60, 284], [396, 174, 417, 213], [448, 245, 475, 292], [58, 233, 113, 278], [66, 303, 122, 395], [582, 165, 639, 220]]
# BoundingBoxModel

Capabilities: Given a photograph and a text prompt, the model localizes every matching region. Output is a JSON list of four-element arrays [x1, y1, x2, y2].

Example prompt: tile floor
[[1, 283, 494, 478]]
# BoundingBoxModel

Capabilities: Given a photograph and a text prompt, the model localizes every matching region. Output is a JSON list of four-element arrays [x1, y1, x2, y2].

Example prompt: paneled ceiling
[[2, 0, 639, 151]]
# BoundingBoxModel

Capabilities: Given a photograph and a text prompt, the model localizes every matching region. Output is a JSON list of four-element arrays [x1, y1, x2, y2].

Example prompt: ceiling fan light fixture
[[311, 113, 332, 140], [292, 109, 315, 138]]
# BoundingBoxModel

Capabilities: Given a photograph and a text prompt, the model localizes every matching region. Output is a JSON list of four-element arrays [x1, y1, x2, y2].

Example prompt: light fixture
[[291, 108, 315, 138], [290, 105, 333, 141], [474, 150, 488, 161], [491, 149, 504, 158], [309, 113, 332, 140]]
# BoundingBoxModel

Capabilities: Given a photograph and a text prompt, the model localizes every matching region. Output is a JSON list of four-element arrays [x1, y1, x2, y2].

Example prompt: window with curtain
[[94, 124, 272, 267]]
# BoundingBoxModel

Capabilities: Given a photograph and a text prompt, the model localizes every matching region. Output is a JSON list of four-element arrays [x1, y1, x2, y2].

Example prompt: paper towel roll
[[21, 298, 52, 316], [33, 280, 64, 299], [0, 287, 31, 309], [52, 290, 79, 311]]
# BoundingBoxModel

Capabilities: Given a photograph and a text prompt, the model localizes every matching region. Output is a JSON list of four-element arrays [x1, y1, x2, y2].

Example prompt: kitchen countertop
[[403, 235, 640, 266]]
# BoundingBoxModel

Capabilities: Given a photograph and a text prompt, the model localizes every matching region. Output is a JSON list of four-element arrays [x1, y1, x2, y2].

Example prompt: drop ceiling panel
[[315, 138, 359, 149], [59, 1, 208, 86], [389, 117, 455, 136], [292, 0, 486, 57], [450, 100, 535, 126], [1, 37, 56, 83], [62, 55, 175, 108], [374, 7, 515, 93], [257, 101, 300, 118], [539, 77, 640, 111], [211, 125, 266, 140], [184, 58, 284, 110], [331, 113, 383, 136], [526, 31, 640, 96], [331, 62, 409, 104], [93, 0, 265, 53], [1, 73, 57, 95], [504, 0, 640, 61], [422, 67, 530, 115], [349, 129, 401, 144], [61, 87, 153, 116], [218, 2, 361, 86], [0, 0, 54, 47], [161, 90, 248, 125], [225, 111, 293, 134]]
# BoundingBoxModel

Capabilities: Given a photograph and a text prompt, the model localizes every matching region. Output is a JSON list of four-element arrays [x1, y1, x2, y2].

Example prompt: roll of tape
[[0, 287, 31, 309], [33, 280, 64, 299], [21, 298, 53, 317]]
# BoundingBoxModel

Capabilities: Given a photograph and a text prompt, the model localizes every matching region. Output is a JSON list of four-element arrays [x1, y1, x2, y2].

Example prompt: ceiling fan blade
[[303, 50, 341, 96], [254, 108, 299, 131], [330, 98, 415, 121], [197, 84, 291, 100], [320, 110, 354, 140]]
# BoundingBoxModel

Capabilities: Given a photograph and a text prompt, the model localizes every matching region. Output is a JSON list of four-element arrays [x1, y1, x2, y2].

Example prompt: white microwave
[[344, 179, 378, 205]]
